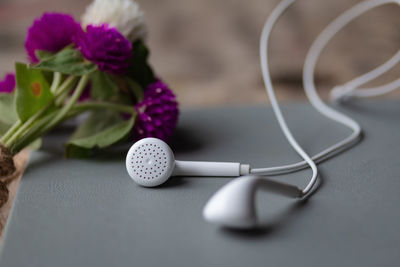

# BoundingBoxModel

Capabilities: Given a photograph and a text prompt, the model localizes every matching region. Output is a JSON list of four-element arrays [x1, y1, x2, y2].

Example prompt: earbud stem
[[172, 160, 250, 177]]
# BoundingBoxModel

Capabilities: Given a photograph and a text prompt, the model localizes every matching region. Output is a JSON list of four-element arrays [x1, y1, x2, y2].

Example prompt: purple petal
[[133, 80, 179, 141], [74, 24, 132, 74], [0, 73, 16, 93]]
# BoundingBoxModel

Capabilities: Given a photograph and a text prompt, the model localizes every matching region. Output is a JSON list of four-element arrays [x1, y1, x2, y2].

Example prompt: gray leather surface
[[1, 101, 400, 267]]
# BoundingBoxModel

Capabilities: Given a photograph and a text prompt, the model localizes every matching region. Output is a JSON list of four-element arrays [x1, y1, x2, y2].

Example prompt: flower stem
[[1, 72, 65, 144], [9, 110, 58, 154], [0, 120, 22, 144], [4, 76, 77, 149], [7, 75, 88, 154], [4, 74, 137, 155], [55, 88, 71, 106], [9, 100, 136, 155], [50, 72, 62, 94], [40, 74, 89, 133]]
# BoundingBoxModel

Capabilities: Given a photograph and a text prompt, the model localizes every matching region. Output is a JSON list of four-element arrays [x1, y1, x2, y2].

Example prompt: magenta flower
[[74, 24, 132, 74], [0, 73, 16, 93], [133, 80, 179, 141], [25, 12, 82, 63]]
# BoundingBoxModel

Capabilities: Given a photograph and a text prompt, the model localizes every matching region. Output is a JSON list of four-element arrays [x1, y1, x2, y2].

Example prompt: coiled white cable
[[255, 0, 317, 196], [331, 50, 400, 102], [249, 0, 396, 195], [349, 78, 400, 98], [302, 0, 398, 168]]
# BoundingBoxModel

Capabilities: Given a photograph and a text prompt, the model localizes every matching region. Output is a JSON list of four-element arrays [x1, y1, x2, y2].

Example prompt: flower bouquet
[[0, 0, 179, 182]]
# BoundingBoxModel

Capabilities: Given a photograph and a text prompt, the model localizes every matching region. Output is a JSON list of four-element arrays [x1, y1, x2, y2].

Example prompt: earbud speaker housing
[[126, 138, 175, 187]]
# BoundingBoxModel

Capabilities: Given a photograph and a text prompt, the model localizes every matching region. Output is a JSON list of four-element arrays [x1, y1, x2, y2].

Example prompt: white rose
[[82, 0, 147, 42]]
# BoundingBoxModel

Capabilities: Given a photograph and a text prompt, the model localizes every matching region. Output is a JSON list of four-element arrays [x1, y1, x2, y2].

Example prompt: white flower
[[82, 0, 147, 42]]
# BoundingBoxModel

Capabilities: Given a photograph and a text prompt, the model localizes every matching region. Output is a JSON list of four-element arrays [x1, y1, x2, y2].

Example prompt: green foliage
[[129, 40, 156, 88], [125, 77, 144, 102], [35, 50, 54, 61], [0, 93, 18, 136], [65, 110, 135, 158], [90, 70, 119, 100], [35, 50, 61, 84], [15, 62, 53, 122], [2, 39, 156, 158], [33, 47, 97, 76]]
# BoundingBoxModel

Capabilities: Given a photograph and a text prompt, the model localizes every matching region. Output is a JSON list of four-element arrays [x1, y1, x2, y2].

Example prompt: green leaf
[[125, 78, 143, 101], [129, 40, 156, 88], [33, 47, 97, 76], [0, 93, 18, 136], [35, 50, 54, 61], [65, 110, 135, 158], [15, 63, 53, 122], [90, 70, 119, 100]]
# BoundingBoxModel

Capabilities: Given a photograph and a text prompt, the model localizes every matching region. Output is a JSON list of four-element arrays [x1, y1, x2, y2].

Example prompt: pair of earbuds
[[126, 0, 400, 229], [126, 137, 303, 228]]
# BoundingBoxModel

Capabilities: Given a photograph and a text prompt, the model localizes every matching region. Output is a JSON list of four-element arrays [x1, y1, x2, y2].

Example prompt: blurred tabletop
[[0, 0, 400, 241]]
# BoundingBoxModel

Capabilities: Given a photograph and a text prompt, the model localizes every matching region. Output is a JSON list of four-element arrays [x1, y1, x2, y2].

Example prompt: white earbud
[[203, 176, 303, 228], [126, 138, 250, 187]]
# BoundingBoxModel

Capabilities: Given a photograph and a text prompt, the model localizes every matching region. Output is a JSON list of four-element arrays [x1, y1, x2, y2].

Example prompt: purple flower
[[25, 12, 82, 63], [74, 24, 132, 74], [0, 73, 16, 93], [133, 80, 179, 141]]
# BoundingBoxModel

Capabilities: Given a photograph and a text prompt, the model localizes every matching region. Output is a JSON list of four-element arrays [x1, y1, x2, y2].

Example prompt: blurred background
[[0, 0, 399, 107]]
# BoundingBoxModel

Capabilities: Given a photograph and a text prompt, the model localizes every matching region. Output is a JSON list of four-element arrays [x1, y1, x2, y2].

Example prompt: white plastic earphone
[[126, 0, 399, 229], [203, 176, 302, 228], [126, 137, 250, 187]]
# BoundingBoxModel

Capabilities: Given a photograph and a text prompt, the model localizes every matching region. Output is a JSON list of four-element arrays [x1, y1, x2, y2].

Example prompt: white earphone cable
[[251, 0, 399, 180], [349, 78, 400, 98], [330, 50, 400, 102], [250, 0, 396, 194], [302, 0, 398, 165], [257, 0, 317, 196]]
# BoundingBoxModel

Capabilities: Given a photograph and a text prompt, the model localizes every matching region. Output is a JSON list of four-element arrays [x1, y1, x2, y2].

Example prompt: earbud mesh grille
[[126, 138, 174, 187], [129, 143, 168, 180]]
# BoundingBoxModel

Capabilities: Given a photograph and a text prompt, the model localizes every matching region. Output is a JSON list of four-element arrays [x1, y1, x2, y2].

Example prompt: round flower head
[[0, 73, 16, 93], [25, 12, 82, 63], [82, 0, 146, 42], [133, 80, 179, 141], [74, 24, 132, 74]]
